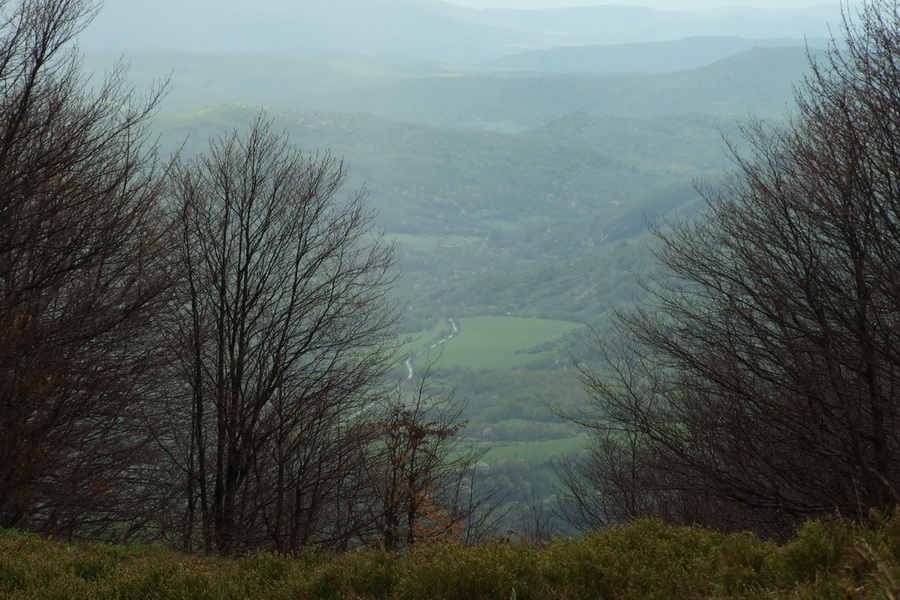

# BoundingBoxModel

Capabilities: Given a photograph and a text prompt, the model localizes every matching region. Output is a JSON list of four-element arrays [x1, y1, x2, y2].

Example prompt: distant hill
[[489, 36, 829, 73], [303, 47, 817, 129], [151, 104, 725, 330], [153, 105, 738, 240], [145, 39, 812, 241], [79, 1, 842, 63], [475, 5, 841, 45], [83, 48, 442, 114], [87, 44, 816, 127], [79, 0, 560, 61]]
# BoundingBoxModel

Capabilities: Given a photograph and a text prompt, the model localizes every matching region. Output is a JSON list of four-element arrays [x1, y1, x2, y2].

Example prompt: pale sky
[[448, 0, 844, 9]]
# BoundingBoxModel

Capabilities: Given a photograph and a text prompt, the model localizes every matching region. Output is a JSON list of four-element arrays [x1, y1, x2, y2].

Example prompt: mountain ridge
[[489, 35, 829, 72], [80, 1, 842, 63]]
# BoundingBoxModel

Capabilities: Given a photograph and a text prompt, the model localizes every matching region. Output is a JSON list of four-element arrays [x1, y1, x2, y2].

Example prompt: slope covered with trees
[[0, 0, 494, 554], [565, 0, 900, 539]]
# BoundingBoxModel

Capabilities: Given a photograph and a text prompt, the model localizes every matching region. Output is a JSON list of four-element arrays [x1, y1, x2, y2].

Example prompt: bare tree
[[367, 359, 499, 550], [165, 114, 398, 554], [563, 0, 900, 537], [0, 0, 172, 538], [511, 490, 562, 544]]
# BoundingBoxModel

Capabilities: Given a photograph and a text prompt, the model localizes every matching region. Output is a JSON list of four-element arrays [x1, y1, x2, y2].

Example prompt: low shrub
[[394, 540, 539, 600], [4, 515, 900, 598], [309, 548, 398, 600]]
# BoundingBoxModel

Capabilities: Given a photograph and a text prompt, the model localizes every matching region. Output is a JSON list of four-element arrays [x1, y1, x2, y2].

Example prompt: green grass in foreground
[[5, 513, 900, 599], [405, 316, 583, 371]]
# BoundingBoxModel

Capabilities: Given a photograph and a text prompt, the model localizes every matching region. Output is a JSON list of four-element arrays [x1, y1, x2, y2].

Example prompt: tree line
[[0, 0, 498, 555], [561, 0, 900, 539]]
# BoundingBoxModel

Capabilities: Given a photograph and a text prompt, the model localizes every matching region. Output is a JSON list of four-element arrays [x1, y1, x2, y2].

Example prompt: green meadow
[[404, 316, 584, 372], [481, 436, 585, 462]]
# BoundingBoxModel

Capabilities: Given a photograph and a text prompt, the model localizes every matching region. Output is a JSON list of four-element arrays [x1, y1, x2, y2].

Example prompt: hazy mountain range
[[82, 0, 841, 62]]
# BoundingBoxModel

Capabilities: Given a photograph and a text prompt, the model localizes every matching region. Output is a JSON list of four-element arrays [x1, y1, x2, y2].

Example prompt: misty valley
[[13, 0, 898, 562], [75, 1, 838, 532]]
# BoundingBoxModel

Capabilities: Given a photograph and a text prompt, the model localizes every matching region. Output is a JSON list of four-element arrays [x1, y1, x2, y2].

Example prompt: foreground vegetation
[[4, 515, 900, 599]]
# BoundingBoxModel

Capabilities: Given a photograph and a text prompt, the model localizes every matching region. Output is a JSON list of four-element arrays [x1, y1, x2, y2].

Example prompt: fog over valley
[[76, 0, 854, 528]]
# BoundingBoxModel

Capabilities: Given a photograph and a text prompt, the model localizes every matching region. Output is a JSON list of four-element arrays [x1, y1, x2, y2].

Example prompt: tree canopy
[[564, 0, 900, 537]]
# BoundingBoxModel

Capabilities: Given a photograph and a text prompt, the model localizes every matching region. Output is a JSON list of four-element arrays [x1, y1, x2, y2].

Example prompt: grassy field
[[405, 316, 584, 372], [481, 436, 585, 462], [5, 515, 900, 599]]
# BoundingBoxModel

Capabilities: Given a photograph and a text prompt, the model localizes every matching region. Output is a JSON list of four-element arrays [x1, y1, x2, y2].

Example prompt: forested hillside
[[140, 43, 812, 365]]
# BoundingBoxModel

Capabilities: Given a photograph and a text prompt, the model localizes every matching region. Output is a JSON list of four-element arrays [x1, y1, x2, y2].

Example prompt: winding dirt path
[[405, 317, 458, 379]]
